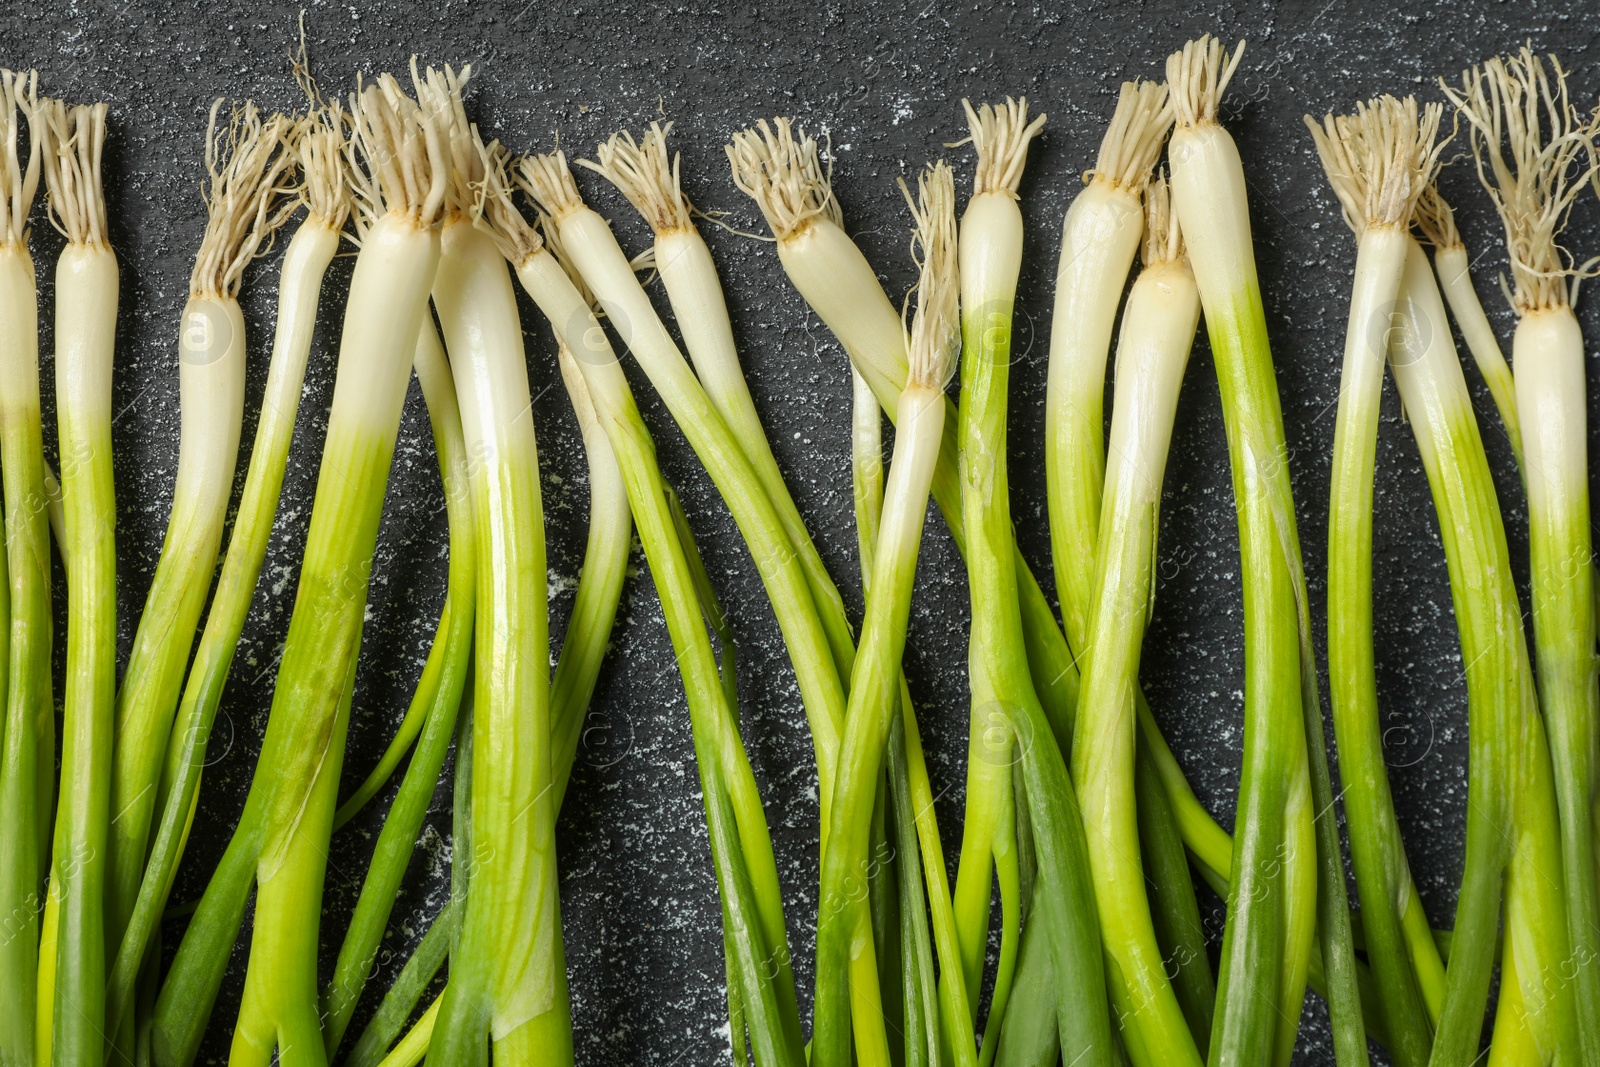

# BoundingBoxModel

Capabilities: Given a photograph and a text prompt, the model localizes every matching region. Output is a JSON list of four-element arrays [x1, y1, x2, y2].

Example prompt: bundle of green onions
[[5, 24, 1600, 1067]]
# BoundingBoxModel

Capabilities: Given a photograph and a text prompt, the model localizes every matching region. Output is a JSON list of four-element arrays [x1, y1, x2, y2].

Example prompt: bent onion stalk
[[1165, 36, 1361, 1067], [1308, 94, 1444, 1067], [36, 94, 118, 1067], [0, 68, 45, 1067], [107, 109, 352, 1042], [520, 148, 853, 858], [481, 147, 805, 1065], [579, 122, 855, 679], [104, 104, 299, 1053], [1071, 176, 1202, 1067], [1412, 186, 1523, 464], [151, 70, 448, 1067], [812, 162, 962, 1067], [1441, 46, 1598, 1065], [1387, 233, 1578, 1066]]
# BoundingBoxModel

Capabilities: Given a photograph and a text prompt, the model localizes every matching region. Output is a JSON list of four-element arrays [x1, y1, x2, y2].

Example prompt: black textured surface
[[4, 1, 1599, 1063]]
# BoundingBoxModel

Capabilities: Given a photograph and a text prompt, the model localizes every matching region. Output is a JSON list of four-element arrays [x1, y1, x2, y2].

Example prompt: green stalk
[[424, 81, 569, 1058], [105, 109, 298, 1053], [949, 98, 1049, 1051], [1164, 38, 1345, 1067], [1413, 189, 1522, 466], [1443, 49, 1600, 1064], [813, 163, 960, 1067], [855, 363, 941, 1067], [485, 165, 805, 1063], [0, 69, 44, 1067], [106, 120, 350, 1039], [1308, 96, 1444, 1067], [854, 334, 968, 1067], [37, 96, 118, 1067], [1071, 176, 1202, 1067], [321, 316, 474, 1057], [1386, 235, 1576, 1066], [549, 343, 634, 812], [1000, 694, 1113, 1066], [152, 73, 448, 1067]]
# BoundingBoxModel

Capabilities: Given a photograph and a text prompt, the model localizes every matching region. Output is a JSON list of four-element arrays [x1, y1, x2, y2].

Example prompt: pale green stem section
[[1509, 304, 1600, 1063], [951, 190, 1026, 1017], [1167, 120, 1318, 1067], [320, 317, 475, 1058], [425, 221, 567, 1063], [0, 239, 46, 1067], [107, 217, 341, 1040], [1045, 178, 1144, 656], [106, 290, 246, 975], [47, 241, 119, 1067], [1326, 223, 1438, 1067], [1430, 244, 1522, 463], [548, 343, 633, 813], [1073, 254, 1201, 1067]]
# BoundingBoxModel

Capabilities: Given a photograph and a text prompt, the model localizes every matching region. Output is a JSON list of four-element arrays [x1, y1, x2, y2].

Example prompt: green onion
[[106, 110, 351, 1043], [1165, 36, 1361, 1066], [1071, 174, 1203, 1067], [482, 149, 806, 1064], [420, 67, 570, 1065], [1307, 95, 1444, 1067], [1386, 232, 1578, 1065], [583, 120, 927, 1054], [104, 103, 299, 1058], [949, 97, 1045, 1052], [0, 68, 46, 1067], [1045, 79, 1170, 667], [152, 70, 448, 1067], [35, 94, 118, 1067], [1412, 187, 1523, 464], [812, 161, 962, 1067], [1440, 47, 1598, 1064], [725, 115, 1230, 898]]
